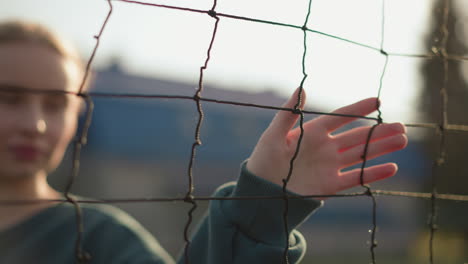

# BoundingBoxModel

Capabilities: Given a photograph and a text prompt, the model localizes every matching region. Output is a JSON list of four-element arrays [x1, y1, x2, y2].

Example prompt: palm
[[287, 128, 342, 196], [247, 89, 407, 198]]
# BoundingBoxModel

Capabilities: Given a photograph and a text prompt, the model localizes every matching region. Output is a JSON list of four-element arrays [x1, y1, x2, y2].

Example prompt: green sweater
[[0, 164, 322, 263]]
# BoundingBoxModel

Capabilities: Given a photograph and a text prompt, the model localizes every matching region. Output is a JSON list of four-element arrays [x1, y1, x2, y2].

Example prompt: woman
[[0, 20, 407, 263]]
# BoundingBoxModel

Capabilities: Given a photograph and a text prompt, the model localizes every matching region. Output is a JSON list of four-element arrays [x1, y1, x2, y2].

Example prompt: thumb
[[266, 87, 306, 138]]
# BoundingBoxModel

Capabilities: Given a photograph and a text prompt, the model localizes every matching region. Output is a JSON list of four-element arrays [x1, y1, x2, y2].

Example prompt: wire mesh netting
[[1, 0, 467, 263]]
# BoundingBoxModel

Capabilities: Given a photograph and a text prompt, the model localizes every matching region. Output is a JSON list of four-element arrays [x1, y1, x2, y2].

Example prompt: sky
[[1, 0, 465, 123]]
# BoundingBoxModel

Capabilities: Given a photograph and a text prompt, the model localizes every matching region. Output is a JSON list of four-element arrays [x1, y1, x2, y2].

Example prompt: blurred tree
[[420, 0, 467, 197], [417, 0, 468, 260]]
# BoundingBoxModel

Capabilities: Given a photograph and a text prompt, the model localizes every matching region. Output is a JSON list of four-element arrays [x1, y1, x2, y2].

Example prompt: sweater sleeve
[[178, 161, 323, 264]]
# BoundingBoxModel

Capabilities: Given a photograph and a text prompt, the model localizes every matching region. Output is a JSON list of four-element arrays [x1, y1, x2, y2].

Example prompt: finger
[[334, 122, 406, 151], [339, 133, 408, 168], [313, 97, 379, 132], [338, 163, 398, 191], [266, 87, 306, 138]]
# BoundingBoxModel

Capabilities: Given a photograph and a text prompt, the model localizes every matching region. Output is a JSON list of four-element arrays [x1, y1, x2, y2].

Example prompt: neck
[[0, 171, 60, 231]]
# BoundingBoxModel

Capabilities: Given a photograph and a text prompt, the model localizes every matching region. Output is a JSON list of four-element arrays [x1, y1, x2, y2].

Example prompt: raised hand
[[246, 88, 408, 198]]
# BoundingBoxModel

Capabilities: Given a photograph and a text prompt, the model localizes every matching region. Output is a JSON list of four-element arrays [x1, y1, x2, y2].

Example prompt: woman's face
[[0, 42, 82, 180]]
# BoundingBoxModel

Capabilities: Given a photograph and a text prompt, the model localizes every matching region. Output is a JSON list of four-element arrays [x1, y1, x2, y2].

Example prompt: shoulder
[[61, 198, 174, 263], [55, 197, 138, 229], [63, 199, 153, 243], [80, 202, 141, 229]]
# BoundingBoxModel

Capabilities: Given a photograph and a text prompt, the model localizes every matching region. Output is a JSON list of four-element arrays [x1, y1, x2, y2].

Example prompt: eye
[[43, 94, 70, 112], [0, 91, 22, 105]]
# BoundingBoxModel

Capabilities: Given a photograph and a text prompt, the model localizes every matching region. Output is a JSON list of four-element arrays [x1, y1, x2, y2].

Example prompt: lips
[[9, 145, 44, 161]]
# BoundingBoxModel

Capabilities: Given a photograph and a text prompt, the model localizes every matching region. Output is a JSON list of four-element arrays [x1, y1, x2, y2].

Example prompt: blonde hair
[[0, 20, 89, 91]]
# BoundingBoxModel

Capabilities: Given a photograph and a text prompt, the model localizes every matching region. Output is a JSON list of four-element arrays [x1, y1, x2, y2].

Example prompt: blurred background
[[1, 0, 467, 263]]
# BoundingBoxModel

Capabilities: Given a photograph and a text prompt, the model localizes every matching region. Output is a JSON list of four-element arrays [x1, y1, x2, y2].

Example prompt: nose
[[19, 102, 47, 136]]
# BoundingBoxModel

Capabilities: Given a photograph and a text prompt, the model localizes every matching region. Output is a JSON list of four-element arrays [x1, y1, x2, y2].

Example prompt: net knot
[[292, 108, 302, 115], [193, 93, 201, 101], [380, 49, 388, 56], [73, 134, 88, 146], [301, 25, 308, 31], [436, 157, 445, 166], [184, 194, 195, 203], [438, 124, 445, 132], [208, 10, 217, 18], [64, 193, 77, 204], [77, 252, 92, 263], [377, 116, 383, 124], [364, 187, 372, 196]]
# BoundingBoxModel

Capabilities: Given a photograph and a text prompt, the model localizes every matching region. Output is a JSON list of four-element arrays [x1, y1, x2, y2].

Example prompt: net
[[1, 0, 468, 263]]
